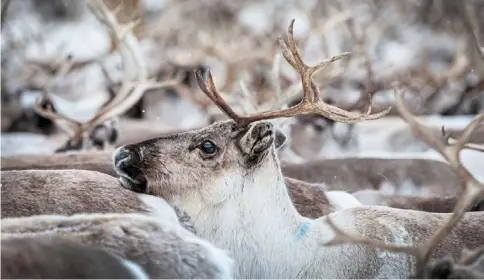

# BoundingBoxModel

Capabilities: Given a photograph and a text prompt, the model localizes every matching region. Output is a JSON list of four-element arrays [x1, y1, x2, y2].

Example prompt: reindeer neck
[[179, 150, 331, 278]]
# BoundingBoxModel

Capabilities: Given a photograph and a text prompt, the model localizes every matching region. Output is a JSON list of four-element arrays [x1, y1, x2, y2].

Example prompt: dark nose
[[114, 147, 133, 167], [251, 122, 274, 139]]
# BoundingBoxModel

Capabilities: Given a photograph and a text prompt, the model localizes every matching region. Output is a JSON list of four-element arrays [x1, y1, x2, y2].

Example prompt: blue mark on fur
[[295, 222, 312, 241]]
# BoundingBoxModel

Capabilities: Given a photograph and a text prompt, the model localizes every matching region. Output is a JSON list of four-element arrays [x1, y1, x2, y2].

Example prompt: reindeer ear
[[274, 129, 287, 149]]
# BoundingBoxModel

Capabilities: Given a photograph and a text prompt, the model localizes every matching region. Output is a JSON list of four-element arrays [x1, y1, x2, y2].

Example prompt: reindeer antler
[[442, 126, 484, 152], [322, 85, 484, 277], [34, 0, 180, 151], [195, 20, 391, 127]]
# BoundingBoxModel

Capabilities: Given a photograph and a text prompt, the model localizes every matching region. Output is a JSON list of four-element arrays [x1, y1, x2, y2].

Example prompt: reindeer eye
[[200, 140, 216, 154], [314, 123, 325, 132]]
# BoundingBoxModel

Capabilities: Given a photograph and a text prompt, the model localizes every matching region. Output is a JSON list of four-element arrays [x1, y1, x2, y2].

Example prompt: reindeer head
[[88, 118, 119, 150], [114, 19, 389, 205], [286, 97, 356, 159], [113, 120, 287, 201]]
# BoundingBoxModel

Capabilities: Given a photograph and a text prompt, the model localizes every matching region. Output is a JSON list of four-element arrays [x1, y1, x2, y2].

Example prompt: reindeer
[[1, 152, 115, 174], [281, 157, 461, 195], [1, 212, 234, 279], [1, 166, 357, 221], [422, 246, 484, 279], [3, 150, 478, 214], [1, 168, 196, 234], [2, 236, 150, 279], [353, 189, 484, 213], [108, 20, 484, 278]]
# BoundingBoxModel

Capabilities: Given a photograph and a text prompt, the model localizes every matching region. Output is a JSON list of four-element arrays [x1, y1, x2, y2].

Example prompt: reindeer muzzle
[[113, 146, 147, 193]]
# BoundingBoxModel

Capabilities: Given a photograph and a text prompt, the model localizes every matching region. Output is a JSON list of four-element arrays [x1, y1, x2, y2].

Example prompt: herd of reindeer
[[1, 0, 484, 279]]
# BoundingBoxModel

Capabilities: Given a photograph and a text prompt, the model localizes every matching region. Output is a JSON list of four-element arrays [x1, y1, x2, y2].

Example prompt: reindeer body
[[170, 147, 484, 278], [282, 158, 460, 196], [110, 120, 484, 278], [0, 169, 340, 220], [1, 213, 234, 279], [353, 189, 484, 212], [2, 153, 472, 214], [0, 169, 198, 235], [1, 169, 144, 218], [3, 151, 459, 197], [1, 152, 115, 175], [1, 152, 460, 197], [1, 236, 149, 279]]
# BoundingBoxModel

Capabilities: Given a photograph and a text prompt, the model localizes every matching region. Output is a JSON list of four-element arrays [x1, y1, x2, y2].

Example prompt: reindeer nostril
[[114, 148, 133, 166]]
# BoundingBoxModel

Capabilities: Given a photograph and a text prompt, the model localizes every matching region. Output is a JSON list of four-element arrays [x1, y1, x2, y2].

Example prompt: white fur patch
[[137, 194, 180, 226], [325, 191, 363, 210], [352, 190, 384, 206]]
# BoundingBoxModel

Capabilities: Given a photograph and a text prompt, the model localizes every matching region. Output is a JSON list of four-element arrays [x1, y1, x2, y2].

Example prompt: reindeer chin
[[119, 176, 147, 193]]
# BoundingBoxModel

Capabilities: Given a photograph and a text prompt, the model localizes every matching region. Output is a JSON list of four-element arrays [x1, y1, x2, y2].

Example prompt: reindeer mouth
[[118, 175, 148, 193], [113, 147, 148, 193]]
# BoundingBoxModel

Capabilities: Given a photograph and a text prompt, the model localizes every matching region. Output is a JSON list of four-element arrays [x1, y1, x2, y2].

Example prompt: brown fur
[[316, 206, 484, 278], [1, 213, 234, 279], [284, 177, 335, 218], [2, 154, 470, 215], [1, 236, 146, 279], [0, 169, 199, 235], [282, 158, 460, 196], [0, 169, 335, 220], [353, 189, 484, 213], [1, 152, 116, 176], [1, 169, 146, 218], [2, 152, 460, 196], [345, 206, 484, 261]]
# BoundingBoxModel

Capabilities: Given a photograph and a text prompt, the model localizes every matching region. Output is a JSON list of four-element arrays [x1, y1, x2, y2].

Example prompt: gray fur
[[1, 236, 149, 279], [1, 213, 234, 279], [1, 169, 197, 234]]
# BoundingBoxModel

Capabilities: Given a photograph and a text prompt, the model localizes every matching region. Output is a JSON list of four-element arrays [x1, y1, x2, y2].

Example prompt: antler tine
[[394, 87, 448, 155], [442, 126, 484, 152], [194, 70, 243, 123], [33, 95, 82, 138]]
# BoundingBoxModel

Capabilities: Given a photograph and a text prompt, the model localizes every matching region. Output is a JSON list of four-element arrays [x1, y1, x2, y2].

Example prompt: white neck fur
[[165, 149, 419, 278], [169, 150, 337, 278]]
